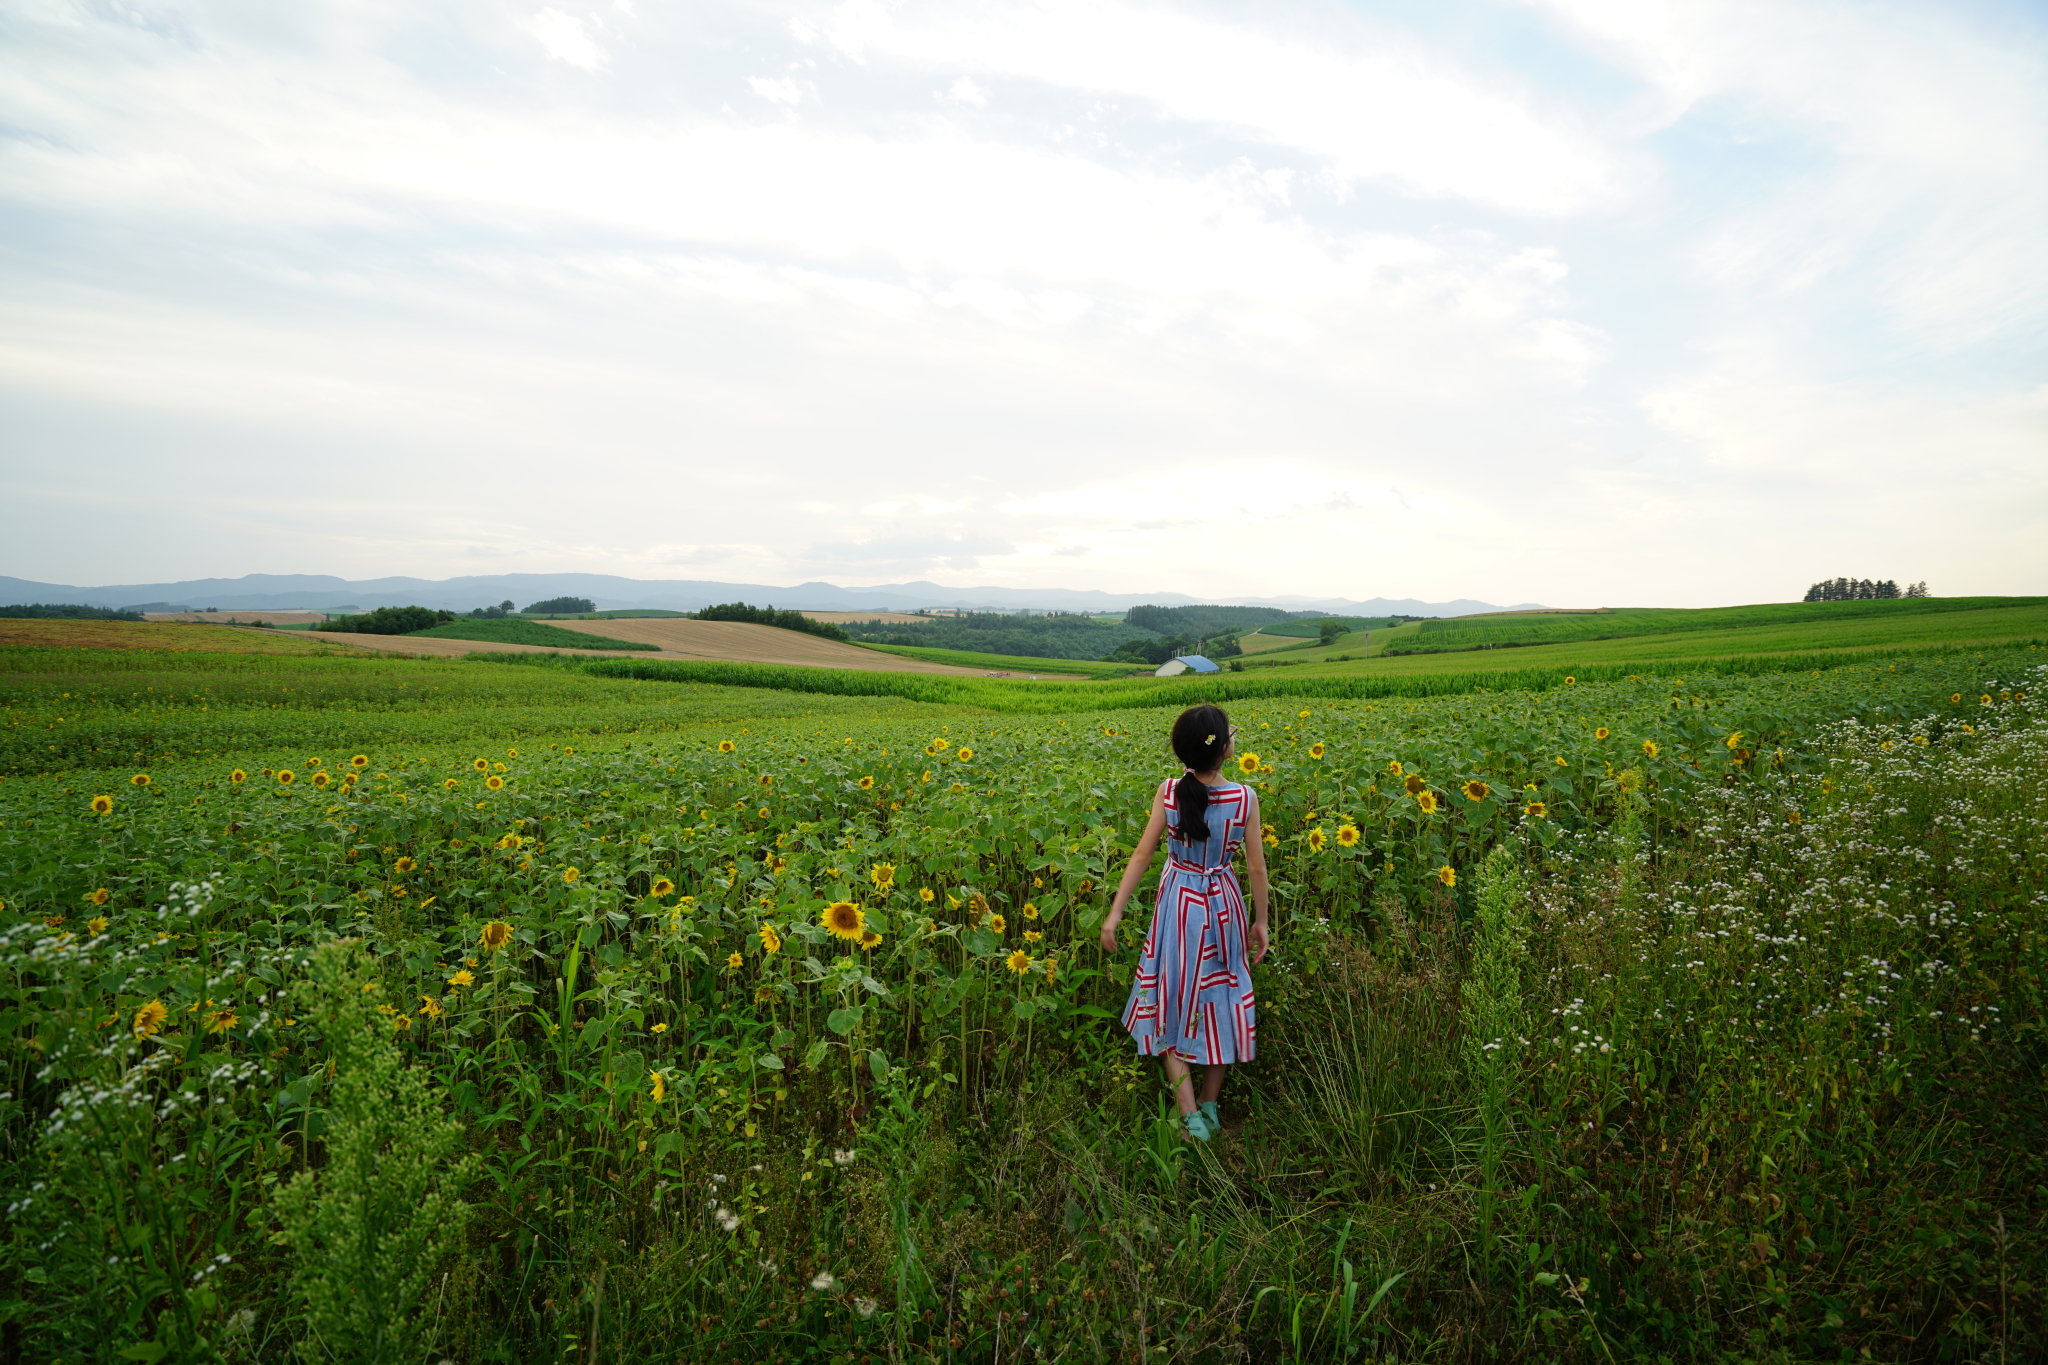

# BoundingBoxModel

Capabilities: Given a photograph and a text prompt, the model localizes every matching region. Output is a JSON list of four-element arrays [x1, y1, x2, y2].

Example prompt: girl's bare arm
[[1100, 784, 1169, 952], [1243, 789, 1272, 963]]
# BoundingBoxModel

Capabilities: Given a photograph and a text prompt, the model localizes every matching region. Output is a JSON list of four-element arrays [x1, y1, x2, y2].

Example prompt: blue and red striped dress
[[1121, 777, 1257, 1064]]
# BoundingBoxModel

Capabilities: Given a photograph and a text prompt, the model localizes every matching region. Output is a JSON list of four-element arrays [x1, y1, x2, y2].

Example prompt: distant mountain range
[[0, 572, 1541, 619]]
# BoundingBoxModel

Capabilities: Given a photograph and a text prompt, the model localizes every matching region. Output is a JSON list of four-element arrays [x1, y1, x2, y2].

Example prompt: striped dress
[[1121, 778, 1257, 1064]]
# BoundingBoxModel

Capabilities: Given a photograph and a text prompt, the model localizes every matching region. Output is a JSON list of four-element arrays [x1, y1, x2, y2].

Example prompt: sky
[[1, 0, 2044, 607]]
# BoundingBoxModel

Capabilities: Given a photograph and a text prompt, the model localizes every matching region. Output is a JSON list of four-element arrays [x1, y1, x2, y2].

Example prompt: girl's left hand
[[1248, 920, 1270, 964]]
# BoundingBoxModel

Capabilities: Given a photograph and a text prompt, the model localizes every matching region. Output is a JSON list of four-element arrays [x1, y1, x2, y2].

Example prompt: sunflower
[[1403, 773, 1426, 795], [858, 775, 875, 790], [651, 877, 675, 898], [1005, 949, 1033, 975], [1238, 752, 1261, 774], [650, 1021, 668, 1034], [131, 773, 151, 788], [447, 969, 476, 988], [203, 1007, 238, 1036], [1044, 956, 1059, 985], [1387, 760, 1404, 776], [89, 887, 110, 906], [89, 793, 114, 815], [418, 995, 443, 1019], [1564, 676, 1576, 685], [485, 775, 504, 790], [394, 856, 417, 874], [753, 985, 776, 1004], [89, 915, 109, 935], [759, 923, 782, 954], [919, 887, 935, 903], [1555, 755, 1568, 766], [1616, 770, 1643, 793], [277, 769, 304, 788], [351, 754, 369, 768], [1437, 865, 1456, 888], [1594, 727, 1610, 741], [132, 1000, 168, 1039], [1787, 811, 1803, 825], [1021, 903, 1040, 922], [1416, 791, 1439, 815], [442, 778, 458, 790], [718, 740, 735, 753], [1261, 824, 1278, 847], [988, 913, 1007, 934], [1306, 827, 1327, 853], [1641, 740, 1659, 758], [859, 930, 882, 949], [1462, 780, 1490, 802], [1023, 929, 1043, 942], [649, 1070, 666, 1102], [869, 862, 896, 889], [1525, 801, 1548, 819], [1076, 878, 1093, 896], [957, 747, 973, 761], [479, 920, 514, 951], [1725, 731, 1744, 750], [821, 901, 866, 942], [1336, 824, 1360, 847], [563, 867, 580, 884], [758, 773, 773, 787], [726, 952, 744, 969], [311, 771, 331, 788], [1308, 742, 1326, 760]]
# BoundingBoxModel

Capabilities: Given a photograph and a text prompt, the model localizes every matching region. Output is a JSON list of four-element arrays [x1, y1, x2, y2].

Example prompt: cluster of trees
[[1802, 579, 1928, 601], [467, 600, 517, 619], [692, 602, 851, 642], [1124, 604, 1293, 637], [0, 603, 145, 621], [315, 606, 455, 636], [525, 597, 596, 615]]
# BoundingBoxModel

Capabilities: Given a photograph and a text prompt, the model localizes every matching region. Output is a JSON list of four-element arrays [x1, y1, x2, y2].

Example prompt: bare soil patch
[[0, 620, 338, 653], [545, 619, 986, 673], [144, 611, 328, 625]]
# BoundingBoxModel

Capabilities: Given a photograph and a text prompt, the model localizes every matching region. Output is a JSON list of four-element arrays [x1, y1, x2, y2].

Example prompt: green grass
[[2, 644, 2042, 1360], [854, 642, 1150, 679], [1382, 595, 2048, 655], [404, 619, 662, 650], [527, 609, 692, 620]]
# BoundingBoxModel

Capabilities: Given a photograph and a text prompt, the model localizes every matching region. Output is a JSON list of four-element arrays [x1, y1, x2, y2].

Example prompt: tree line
[[1802, 579, 1928, 601]]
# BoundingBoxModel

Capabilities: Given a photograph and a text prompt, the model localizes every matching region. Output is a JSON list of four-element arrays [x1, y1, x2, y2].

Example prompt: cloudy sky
[[2, 0, 2043, 606]]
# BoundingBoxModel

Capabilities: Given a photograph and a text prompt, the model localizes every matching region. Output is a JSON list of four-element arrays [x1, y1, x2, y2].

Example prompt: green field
[[854, 642, 1150, 680], [2, 629, 2044, 1361], [406, 618, 662, 650]]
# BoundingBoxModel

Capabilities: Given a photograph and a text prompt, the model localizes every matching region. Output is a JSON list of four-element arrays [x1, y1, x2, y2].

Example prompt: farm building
[[1154, 655, 1221, 677]]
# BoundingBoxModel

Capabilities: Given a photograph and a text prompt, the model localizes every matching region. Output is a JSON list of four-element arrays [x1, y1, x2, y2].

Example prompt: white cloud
[[529, 9, 606, 71], [748, 76, 810, 105], [942, 76, 989, 107]]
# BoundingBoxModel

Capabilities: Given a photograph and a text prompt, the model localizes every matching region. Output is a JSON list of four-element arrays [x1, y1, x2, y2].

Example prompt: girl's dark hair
[[1168, 704, 1231, 842]]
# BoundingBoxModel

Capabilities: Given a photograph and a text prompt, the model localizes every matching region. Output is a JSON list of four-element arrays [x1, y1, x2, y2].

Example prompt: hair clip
[[1205, 734, 1216, 743]]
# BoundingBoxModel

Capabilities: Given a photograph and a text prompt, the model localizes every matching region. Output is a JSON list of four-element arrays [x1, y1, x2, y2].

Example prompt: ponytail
[[1167, 704, 1232, 842]]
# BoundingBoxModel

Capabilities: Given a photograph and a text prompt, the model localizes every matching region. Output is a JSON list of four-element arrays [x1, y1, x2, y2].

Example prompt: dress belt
[[1167, 858, 1227, 877]]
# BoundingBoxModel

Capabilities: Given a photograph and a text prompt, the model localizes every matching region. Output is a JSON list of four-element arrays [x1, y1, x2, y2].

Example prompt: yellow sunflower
[[1525, 801, 1547, 819], [726, 952, 744, 970], [479, 920, 514, 951], [132, 1000, 168, 1039], [1437, 865, 1456, 888], [651, 877, 675, 898], [1642, 740, 1659, 758], [486, 775, 504, 790], [88, 915, 109, 935], [394, 856, 417, 874], [350, 754, 369, 768], [1403, 773, 1426, 795], [1387, 760, 1404, 776], [1594, 727, 1610, 741], [919, 887, 935, 903], [1005, 949, 1033, 975], [89, 794, 114, 815], [987, 913, 1007, 934], [957, 747, 973, 761], [230, 769, 246, 784], [418, 995, 443, 1019], [563, 867, 580, 884], [203, 1007, 238, 1036], [649, 1070, 666, 1102], [869, 862, 896, 889], [758, 773, 773, 787], [858, 775, 875, 790], [1023, 929, 1043, 942], [821, 901, 866, 942], [1725, 731, 1744, 750], [1238, 752, 1261, 774], [89, 887, 110, 906], [759, 923, 782, 954], [1022, 902, 1039, 919], [1335, 824, 1360, 847], [1564, 676, 1576, 685], [311, 771, 331, 788], [447, 969, 476, 988], [718, 740, 735, 753], [441, 778, 457, 790], [860, 930, 882, 949], [1416, 791, 1439, 815], [1308, 742, 1326, 760], [472, 757, 489, 772], [1306, 827, 1327, 853], [131, 773, 151, 788], [1462, 780, 1490, 802]]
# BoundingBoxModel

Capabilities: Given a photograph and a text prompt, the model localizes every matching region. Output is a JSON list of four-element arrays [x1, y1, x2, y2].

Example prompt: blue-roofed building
[[1153, 655, 1221, 677]]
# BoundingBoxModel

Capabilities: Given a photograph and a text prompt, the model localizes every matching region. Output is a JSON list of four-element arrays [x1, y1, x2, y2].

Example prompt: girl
[[1100, 704, 1271, 1141]]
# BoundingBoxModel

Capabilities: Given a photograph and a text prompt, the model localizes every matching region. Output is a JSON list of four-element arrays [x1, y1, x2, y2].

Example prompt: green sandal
[[1198, 1100, 1220, 1132], [1182, 1109, 1216, 1142]]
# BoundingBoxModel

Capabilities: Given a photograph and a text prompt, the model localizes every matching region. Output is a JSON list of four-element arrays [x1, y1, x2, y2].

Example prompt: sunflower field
[[0, 646, 2043, 1362]]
